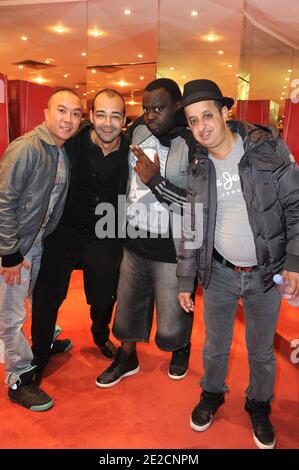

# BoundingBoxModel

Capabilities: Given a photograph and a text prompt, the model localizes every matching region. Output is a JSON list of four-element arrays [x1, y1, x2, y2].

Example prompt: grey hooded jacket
[[0, 122, 70, 267], [176, 121, 299, 292]]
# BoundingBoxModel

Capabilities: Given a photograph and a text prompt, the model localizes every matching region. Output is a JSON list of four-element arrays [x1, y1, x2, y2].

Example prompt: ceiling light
[[283, 85, 287, 89], [288, 69, 292, 73], [88, 29, 103, 37], [191, 11, 198, 16], [81, 52, 87, 56], [218, 50, 224, 55], [21, 36, 28, 41], [75, 85, 79, 89], [282, 92, 286, 95], [139, 76, 144, 80], [170, 67, 175, 70], [118, 80, 128, 87], [124, 9, 131, 15], [280, 97, 284, 100], [227, 64, 233, 68], [182, 75, 186, 79], [91, 89, 95, 93], [203, 34, 219, 42], [34, 77, 46, 84], [54, 25, 65, 33], [18, 65, 24, 69], [63, 74, 69, 78], [137, 54, 143, 58], [83, 93, 87, 96], [91, 69, 96, 74], [285, 77, 290, 81]]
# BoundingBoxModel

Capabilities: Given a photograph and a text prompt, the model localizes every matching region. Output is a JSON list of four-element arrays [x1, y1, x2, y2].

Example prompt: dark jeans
[[31, 226, 121, 370], [113, 248, 194, 351], [201, 259, 281, 402]]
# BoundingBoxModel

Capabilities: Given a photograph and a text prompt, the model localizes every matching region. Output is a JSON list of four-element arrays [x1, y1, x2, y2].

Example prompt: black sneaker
[[8, 367, 53, 412], [245, 398, 276, 449], [95, 348, 139, 388], [50, 338, 72, 355], [94, 339, 117, 359], [190, 390, 225, 431], [168, 342, 191, 380]]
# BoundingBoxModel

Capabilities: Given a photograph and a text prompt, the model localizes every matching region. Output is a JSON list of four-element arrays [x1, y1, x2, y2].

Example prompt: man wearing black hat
[[175, 79, 299, 449]]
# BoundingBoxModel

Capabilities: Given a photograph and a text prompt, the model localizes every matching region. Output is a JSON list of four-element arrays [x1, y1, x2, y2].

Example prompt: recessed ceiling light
[[182, 75, 186, 79], [280, 97, 284, 100], [88, 29, 103, 37], [118, 80, 128, 87], [218, 50, 224, 55], [282, 115, 285, 118], [81, 52, 87, 56], [75, 85, 79, 89], [137, 54, 143, 58], [34, 77, 46, 84], [83, 93, 87, 96], [54, 25, 65, 33], [91, 89, 95, 93], [124, 9, 131, 15], [63, 74, 69, 78], [282, 92, 286, 95], [21, 36, 28, 41], [227, 64, 233, 68], [285, 77, 290, 81], [18, 65, 24, 69], [139, 76, 144, 80], [91, 69, 96, 74], [283, 85, 287, 89], [191, 10, 198, 16], [170, 67, 175, 70], [288, 69, 292, 73], [235, 73, 239, 77], [203, 34, 219, 42]]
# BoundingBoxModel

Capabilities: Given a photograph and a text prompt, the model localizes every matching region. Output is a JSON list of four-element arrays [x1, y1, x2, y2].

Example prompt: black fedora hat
[[176, 79, 234, 125]]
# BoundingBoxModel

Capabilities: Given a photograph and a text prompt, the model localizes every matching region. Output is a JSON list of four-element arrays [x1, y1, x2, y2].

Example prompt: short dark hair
[[91, 88, 125, 113], [144, 78, 182, 103], [47, 88, 80, 108]]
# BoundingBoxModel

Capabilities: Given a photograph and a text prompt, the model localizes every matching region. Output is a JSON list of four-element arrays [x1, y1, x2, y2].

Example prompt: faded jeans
[[201, 259, 281, 402], [0, 230, 44, 386]]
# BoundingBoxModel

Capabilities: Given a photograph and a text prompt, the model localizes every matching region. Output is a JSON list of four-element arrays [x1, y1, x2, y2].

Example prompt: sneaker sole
[[168, 370, 188, 380], [95, 366, 140, 388], [253, 433, 276, 449], [190, 415, 212, 432], [9, 396, 54, 412]]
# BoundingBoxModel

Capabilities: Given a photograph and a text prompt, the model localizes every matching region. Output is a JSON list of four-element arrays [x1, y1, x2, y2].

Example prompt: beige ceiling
[[0, 0, 298, 116]]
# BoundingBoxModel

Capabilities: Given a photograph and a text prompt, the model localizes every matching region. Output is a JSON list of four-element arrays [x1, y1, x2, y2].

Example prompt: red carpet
[[0, 271, 298, 449]]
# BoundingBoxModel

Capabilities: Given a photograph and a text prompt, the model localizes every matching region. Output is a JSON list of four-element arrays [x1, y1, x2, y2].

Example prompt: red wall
[[236, 99, 271, 126], [0, 73, 9, 158], [8, 80, 53, 140], [282, 99, 299, 163]]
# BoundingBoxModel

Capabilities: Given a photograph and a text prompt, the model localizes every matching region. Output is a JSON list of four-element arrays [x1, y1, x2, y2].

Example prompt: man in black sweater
[[31, 89, 129, 378]]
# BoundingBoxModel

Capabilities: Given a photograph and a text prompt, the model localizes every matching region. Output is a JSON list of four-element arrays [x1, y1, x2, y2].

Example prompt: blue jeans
[[201, 259, 281, 402], [113, 248, 194, 351], [0, 230, 44, 386]]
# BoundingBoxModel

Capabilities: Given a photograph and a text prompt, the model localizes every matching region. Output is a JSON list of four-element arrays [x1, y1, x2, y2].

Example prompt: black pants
[[31, 226, 122, 370]]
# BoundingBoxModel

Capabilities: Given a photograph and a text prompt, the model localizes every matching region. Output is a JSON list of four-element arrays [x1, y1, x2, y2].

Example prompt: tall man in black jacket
[[31, 89, 129, 377]]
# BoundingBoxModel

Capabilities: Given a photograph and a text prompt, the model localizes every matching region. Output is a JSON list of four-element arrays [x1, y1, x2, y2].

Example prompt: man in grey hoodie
[[0, 89, 82, 411]]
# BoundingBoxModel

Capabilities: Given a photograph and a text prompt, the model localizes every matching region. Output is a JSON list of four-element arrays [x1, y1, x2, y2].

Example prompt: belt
[[213, 248, 257, 273]]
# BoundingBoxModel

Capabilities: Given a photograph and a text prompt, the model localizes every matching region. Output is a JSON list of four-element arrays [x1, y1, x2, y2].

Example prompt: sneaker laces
[[103, 349, 130, 375]]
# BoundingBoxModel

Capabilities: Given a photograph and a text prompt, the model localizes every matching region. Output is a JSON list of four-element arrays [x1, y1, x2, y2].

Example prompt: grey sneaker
[[95, 348, 139, 388], [8, 367, 53, 412]]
